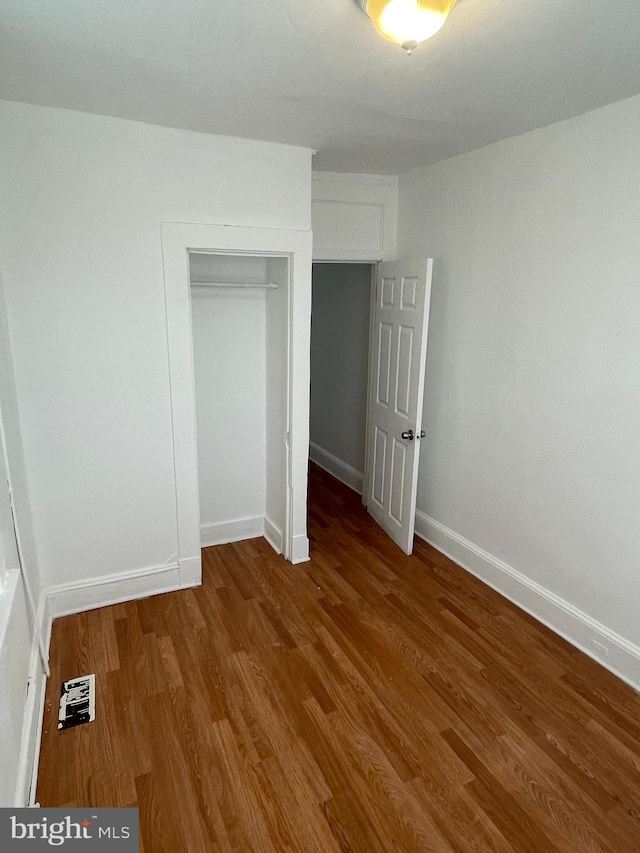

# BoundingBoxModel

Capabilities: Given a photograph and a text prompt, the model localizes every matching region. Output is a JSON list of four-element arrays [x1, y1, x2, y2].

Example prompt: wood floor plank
[[36, 463, 640, 851]]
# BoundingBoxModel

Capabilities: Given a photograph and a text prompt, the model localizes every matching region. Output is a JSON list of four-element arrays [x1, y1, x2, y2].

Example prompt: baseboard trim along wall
[[18, 635, 48, 806], [14, 593, 50, 806], [291, 534, 310, 565], [201, 516, 265, 549], [178, 555, 202, 587], [309, 442, 363, 494], [414, 510, 640, 692], [46, 559, 200, 620], [264, 517, 283, 554]]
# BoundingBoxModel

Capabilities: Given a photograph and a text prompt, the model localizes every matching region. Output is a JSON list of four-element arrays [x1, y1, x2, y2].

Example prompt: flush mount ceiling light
[[357, 0, 456, 53]]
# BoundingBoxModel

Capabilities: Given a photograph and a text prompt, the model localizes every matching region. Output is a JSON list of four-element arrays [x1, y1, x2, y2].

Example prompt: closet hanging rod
[[190, 281, 278, 289]]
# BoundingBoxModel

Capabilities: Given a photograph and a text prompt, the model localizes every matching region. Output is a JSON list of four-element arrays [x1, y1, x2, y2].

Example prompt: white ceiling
[[2, 0, 640, 174]]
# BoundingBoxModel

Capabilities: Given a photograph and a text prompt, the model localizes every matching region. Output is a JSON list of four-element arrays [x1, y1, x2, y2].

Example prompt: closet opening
[[162, 222, 312, 576], [189, 251, 290, 557], [309, 262, 375, 505]]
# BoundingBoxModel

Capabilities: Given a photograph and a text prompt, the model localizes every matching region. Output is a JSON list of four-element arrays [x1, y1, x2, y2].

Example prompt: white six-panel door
[[365, 259, 433, 554]]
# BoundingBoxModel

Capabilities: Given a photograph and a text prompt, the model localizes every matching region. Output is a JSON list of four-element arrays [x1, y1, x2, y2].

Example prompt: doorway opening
[[189, 252, 290, 555], [309, 262, 374, 500], [309, 258, 434, 556], [161, 222, 313, 583]]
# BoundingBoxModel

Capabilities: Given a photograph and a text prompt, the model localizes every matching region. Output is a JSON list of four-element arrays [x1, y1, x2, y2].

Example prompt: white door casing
[[161, 223, 313, 576], [365, 259, 433, 555]]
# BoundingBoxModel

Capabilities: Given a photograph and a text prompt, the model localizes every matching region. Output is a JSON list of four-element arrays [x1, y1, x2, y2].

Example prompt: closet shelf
[[191, 281, 278, 289]]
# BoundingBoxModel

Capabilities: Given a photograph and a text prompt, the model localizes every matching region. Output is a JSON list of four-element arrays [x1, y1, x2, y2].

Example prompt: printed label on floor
[[0, 808, 138, 850], [58, 674, 96, 730]]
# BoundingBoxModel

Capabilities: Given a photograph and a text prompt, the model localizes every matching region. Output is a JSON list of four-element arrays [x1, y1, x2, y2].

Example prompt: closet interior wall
[[189, 253, 289, 552]]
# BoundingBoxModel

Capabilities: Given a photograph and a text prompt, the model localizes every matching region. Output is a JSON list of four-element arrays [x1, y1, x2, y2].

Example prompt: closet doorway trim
[[161, 221, 313, 581]]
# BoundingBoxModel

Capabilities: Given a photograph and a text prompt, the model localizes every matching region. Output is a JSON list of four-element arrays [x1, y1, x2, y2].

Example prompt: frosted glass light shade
[[361, 0, 456, 49]]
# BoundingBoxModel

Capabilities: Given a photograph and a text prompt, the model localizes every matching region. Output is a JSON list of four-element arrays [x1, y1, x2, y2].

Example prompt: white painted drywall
[[0, 570, 31, 806], [0, 99, 311, 591], [310, 264, 372, 481], [398, 93, 640, 649], [0, 268, 45, 806], [0, 265, 42, 608], [264, 256, 290, 545], [190, 256, 267, 541], [0, 411, 30, 807], [0, 410, 41, 807], [312, 172, 398, 261]]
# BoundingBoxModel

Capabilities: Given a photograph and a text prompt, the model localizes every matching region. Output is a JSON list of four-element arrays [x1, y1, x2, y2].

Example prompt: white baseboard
[[201, 516, 264, 548], [414, 510, 640, 692], [264, 517, 283, 555], [309, 442, 363, 494], [15, 594, 50, 806], [179, 555, 202, 587], [291, 534, 310, 565], [19, 658, 47, 806], [46, 559, 199, 620]]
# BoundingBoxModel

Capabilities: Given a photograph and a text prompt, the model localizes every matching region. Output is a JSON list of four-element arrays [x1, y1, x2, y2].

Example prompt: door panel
[[372, 427, 387, 507], [390, 438, 406, 523], [377, 323, 392, 405], [365, 258, 433, 554], [395, 325, 413, 416]]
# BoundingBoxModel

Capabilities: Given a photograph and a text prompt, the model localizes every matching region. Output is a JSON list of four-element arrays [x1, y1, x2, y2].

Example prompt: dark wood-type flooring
[[37, 464, 640, 851]]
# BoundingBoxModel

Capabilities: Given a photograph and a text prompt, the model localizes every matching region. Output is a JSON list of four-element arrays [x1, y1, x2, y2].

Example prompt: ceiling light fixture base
[[401, 40, 418, 54]]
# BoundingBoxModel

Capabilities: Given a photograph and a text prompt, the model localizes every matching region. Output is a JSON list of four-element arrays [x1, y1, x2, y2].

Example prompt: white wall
[[0, 402, 31, 807], [0, 99, 311, 602], [0, 571, 31, 806], [190, 256, 267, 545], [310, 264, 371, 490], [0, 270, 45, 807], [0, 271, 42, 616], [398, 93, 640, 680], [312, 172, 398, 261], [189, 252, 290, 551], [264, 256, 290, 547]]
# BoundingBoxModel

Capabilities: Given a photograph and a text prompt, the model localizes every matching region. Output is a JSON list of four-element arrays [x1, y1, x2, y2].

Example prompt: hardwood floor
[[37, 464, 640, 851]]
